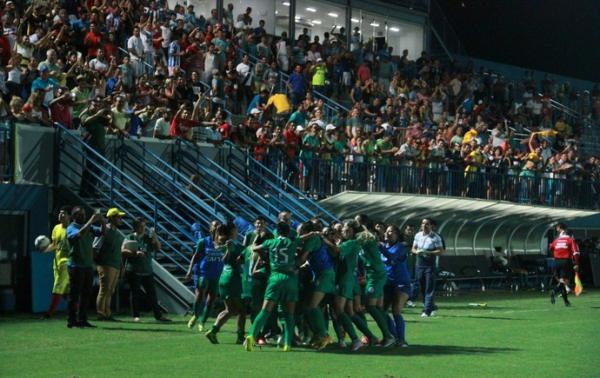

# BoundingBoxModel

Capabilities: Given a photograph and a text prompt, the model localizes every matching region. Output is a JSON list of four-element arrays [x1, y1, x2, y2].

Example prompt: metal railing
[[55, 124, 193, 274], [256, 151, 599, 210], [175, 138, 282, 224], [237, 47, 350, 123], [221, 141, 338, 224], [0, 120, 12, 183]]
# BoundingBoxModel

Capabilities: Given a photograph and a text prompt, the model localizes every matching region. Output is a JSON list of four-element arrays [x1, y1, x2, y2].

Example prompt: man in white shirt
[[127, 27, 144, 77], [412, 218, 444, 317], [140, 25, 156, 75], [203, 44, 219, 83], [89, 48, 109, 74], [236, 54, 253, 109]]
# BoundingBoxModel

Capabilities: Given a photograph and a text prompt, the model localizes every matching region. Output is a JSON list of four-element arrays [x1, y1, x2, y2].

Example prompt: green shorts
[[264, 272, 298, 303], [365, 273, 387, 298], [337, 274, 356, 300], [314, 269, 336, 295], [242, 275, 253, 300], [219, 273, 242, 300], [197, 276, 219, 294]]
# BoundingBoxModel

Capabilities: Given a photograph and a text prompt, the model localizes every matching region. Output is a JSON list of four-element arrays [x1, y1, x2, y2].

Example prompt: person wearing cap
[[70, 75, 92, 123], [31, 65, 59, 107], [93, 208, 125, 321]]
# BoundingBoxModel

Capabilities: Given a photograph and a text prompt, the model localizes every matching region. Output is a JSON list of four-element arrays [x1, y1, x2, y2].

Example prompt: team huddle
[[185, 211, 442, 352]]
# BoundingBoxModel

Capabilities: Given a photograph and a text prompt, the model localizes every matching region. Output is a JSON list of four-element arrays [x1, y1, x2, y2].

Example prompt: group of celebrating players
[[185, 211, 436, 352]]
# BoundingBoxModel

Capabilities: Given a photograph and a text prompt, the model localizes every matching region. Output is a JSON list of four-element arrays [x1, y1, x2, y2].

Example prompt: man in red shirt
[[84, 22, 103, 58], [548, 223, 580, 306]]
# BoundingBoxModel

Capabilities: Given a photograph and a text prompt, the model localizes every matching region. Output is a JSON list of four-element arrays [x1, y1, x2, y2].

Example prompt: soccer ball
[[35, 235, 51, 251]]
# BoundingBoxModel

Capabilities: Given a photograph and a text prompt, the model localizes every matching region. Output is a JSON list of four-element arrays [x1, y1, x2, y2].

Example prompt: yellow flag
[[574, 272, 583, 296]]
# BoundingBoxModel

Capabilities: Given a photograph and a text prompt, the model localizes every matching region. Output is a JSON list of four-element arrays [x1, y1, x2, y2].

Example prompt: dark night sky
[[435, 0, 600, 82]]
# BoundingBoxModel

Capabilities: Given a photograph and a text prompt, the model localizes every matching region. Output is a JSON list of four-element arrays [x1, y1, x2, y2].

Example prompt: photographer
[[122, 218, 170, 322]]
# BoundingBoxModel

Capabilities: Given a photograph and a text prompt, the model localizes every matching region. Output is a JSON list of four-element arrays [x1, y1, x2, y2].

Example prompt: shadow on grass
[[436, 315, 526, 321], [440, 305, 519, 310], [99, 326, 187, 333], [321, 344, 520, 356]]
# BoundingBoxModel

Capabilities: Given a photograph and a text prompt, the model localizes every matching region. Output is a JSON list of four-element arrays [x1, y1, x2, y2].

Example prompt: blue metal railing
[[175, 138, 281, 224], [55, 124, 193, 274], [237, 47, 350, 122], [0, 120, 12, 183], [256, 151, 599, 210], [117, 138, 238, 226], [221, 141, 338, 224]]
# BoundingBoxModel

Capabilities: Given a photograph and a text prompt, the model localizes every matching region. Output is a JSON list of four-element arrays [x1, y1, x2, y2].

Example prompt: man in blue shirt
[[31, 65, 59, 107], [66, 207, 104, 328], [412, 218, 444, 317], [286, 64, 306, 107], [246, 90, 269, 115]]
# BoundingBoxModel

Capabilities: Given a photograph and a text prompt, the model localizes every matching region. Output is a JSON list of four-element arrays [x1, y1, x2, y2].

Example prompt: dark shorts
[[384, 280, 411, 299], [554, 259, 573, 280]]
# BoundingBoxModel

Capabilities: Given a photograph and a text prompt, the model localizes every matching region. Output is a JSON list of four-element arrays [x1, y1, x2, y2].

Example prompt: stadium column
[[345, 0, 351, 49], [288, 0, 296, 43], [216, 0, 224, 23]]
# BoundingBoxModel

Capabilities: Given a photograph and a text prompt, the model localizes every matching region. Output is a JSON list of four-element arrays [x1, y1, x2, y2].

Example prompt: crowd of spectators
[[1, 0, 599, 208]]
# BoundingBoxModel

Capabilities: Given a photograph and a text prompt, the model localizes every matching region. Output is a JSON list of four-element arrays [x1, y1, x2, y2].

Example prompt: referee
[[549, 223, 580, 306]]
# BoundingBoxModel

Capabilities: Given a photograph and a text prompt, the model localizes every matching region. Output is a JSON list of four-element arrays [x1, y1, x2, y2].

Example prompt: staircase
[[56, 125, 221, 290], [217, 141, 338, 224]]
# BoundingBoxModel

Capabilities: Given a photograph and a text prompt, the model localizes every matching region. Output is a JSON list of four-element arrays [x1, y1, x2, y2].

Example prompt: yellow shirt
[[462, 128, 478, 144], [51, 224, 69, 266], [267, 94, 291, 114], [465, 149, 484, 174], [535, 129, 558, 138]]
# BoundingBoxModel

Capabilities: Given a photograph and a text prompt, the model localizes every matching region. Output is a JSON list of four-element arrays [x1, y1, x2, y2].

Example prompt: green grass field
[[1, 290, 598, 378]]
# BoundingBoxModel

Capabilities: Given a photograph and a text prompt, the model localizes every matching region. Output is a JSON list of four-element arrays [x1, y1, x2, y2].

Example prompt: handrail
[[117, 46, 154, 70], [237, 47, 351, 117], [176, 138, 281, 222], [121, 138, 237, 223], [56, 125, 192, 270], [223, 140, 338, 223], [118, 148, 214, 232]]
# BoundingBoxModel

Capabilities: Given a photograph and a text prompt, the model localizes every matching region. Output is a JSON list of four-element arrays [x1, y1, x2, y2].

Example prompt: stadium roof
[[320, 192, 600, 255]]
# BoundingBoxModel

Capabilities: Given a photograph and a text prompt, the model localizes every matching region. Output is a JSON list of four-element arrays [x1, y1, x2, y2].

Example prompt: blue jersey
[[193, 237, 224, 280], [309, 243, 334, 275], [381, 242, 410, 284]]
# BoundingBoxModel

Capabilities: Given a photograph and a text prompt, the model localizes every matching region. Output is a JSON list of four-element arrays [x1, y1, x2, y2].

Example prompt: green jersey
[[375, 139, 394, 165], [221, 242, 244, 276], [303, 235, 322, 256], [94, 226, 124, 269], [358, 237, 385, 276], [66, 222, 96, 268], [82, 117, 106, 152], [124, 233, 156, 275], [262, 237, 300, 273], [338, 239, 361, 280], [299, 134, 320, 160]]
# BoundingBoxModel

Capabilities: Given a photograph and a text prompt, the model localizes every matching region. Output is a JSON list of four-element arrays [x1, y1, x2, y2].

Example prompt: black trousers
[[68, 266, 94, 324], [126, 272, 162, 319]]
